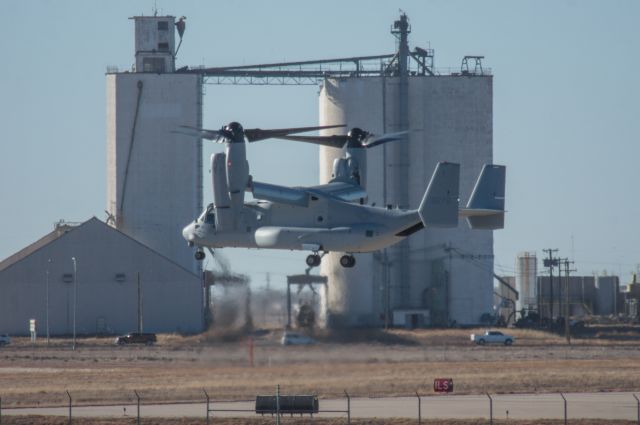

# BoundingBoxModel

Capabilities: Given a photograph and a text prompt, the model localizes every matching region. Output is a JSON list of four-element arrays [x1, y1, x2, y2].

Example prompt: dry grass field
[[1, 327, 639, 409]]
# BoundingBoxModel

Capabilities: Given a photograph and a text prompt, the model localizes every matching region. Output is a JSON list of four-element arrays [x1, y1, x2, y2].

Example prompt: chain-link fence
[[1, 389, 639, 424]]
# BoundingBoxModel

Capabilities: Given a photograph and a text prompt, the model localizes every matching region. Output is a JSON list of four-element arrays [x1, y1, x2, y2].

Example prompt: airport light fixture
[[71, 257, 77, 351]]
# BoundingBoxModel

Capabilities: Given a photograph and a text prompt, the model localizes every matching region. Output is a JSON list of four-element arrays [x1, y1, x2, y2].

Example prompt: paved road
[[4, 392, 640, 420]]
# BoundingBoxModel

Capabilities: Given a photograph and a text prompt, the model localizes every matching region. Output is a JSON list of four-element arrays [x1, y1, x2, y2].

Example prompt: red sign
[[433, 378, 453, 393]]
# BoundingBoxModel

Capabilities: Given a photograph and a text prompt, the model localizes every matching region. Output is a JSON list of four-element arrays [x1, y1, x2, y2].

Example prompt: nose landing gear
[[339, 254, 356, 268]]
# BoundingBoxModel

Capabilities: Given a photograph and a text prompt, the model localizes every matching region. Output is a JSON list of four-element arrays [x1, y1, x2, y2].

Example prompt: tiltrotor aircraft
[[180, 122, 505, 268]]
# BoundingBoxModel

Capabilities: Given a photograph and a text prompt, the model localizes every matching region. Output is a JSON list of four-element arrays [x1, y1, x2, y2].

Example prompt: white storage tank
[[515, 252, 537, 312], [319, 74, 494, 327], [595, 275, 619, 316]]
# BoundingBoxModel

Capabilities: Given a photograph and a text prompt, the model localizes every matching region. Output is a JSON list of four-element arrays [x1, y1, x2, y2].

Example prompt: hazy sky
[[1, 1, 639, 286]]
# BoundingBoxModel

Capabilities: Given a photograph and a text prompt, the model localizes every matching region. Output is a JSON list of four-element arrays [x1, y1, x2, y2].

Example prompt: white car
[[281, 332, 316, 346], [470, 330, 514, 346], [0, 334, 11, 346]]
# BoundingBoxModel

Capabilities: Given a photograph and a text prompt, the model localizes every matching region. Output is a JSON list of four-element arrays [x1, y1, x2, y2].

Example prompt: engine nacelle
[[225, 142, 249, 212], [331, 149, 365, 187], [211, 153, 233, 230]]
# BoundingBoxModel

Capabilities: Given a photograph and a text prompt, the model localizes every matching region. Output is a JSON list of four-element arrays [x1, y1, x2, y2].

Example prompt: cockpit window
[[205, 212, 215, 225], [198, 204, 215, 227]]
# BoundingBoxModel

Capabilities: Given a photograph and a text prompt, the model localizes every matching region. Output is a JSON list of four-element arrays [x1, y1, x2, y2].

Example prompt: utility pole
[[543, 249, 559, 322], [563, 259, 576, 344], [558, 260, 563, 322]]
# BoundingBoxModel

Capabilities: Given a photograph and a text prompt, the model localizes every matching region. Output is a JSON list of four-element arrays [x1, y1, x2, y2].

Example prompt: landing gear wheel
[[306, 254, 321, 267], [195, 251, 205, 261], [340, 255, 356, 268]]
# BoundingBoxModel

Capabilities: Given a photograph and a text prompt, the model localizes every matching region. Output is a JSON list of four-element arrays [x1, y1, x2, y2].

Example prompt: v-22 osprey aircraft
[[180, 122, 506, 268]]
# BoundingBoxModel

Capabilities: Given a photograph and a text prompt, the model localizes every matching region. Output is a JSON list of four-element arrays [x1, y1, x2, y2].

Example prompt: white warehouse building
[[0, 218, 203, 336]]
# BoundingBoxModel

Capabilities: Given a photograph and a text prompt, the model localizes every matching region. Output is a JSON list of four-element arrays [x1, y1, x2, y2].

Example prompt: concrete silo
[[319, 75, 494, 327], [319, 16, 494, 327], [106, 15, 202, 274]]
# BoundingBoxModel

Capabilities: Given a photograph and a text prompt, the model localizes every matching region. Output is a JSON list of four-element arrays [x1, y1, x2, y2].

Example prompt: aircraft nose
[[182, 222, 195, 242]]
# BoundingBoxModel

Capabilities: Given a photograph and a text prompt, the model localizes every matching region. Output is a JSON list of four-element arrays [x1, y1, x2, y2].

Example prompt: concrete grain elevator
[[319, 15, 495, 327], [106, 15, 202, 274], [102, 12, 499, 328]]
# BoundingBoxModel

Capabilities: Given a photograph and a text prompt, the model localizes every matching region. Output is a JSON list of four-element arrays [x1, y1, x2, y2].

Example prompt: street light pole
[[46, 258, 51, 345], [71, 257, 77, 351]]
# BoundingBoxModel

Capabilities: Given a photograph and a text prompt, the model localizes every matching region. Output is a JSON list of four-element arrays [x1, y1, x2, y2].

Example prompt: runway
[[4, 392, 640, 420]]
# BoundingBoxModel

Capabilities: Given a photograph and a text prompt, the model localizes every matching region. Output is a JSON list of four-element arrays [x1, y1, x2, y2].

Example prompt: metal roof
[[0, 218, 199, 277], [0, 223, 77, 272]]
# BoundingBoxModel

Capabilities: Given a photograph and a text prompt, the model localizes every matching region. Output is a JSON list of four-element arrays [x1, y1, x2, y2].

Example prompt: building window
[[62, 273, 73, 283], [366, 230, 374, 237], [143, 57, 165, 73], [115, 273, 126, 283], [157, 21, 169, 31], [158, 42, 169, 51]]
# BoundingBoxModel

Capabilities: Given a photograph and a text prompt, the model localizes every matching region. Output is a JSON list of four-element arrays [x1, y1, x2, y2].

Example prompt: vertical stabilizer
[[418, 162, 460, 228], [461, 164, 506, 230]]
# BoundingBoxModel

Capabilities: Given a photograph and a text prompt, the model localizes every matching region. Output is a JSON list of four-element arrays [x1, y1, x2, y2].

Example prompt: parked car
[[0, 334, 11, 346], [281, 332, 316, 346], [470, 330, 514, 346], [115, 332, 157, 346]]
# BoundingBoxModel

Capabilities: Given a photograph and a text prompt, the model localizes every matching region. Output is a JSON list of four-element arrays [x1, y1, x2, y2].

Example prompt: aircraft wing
[[249, 180, 366, 207], [305, 182, 366, 202]]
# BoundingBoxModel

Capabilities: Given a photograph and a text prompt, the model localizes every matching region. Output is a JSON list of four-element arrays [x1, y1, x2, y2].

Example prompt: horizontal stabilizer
[[418, 162, 460, 228], [461, 164, 506, 230]]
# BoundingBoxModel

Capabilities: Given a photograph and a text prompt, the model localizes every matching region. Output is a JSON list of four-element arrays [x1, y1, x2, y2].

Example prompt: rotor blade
[[245, 124, 345, 142], [176, 125, 224, 141], [362, 131, 409, 148], [278, 134, 350, 149]]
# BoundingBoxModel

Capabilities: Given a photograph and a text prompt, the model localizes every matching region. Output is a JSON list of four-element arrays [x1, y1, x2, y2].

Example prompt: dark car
[[115, 332, 157, 346]]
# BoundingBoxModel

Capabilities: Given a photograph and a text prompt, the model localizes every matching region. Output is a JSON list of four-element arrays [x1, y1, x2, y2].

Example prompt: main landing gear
[[306, 253, 321, 267], [340, 254, 356, 268], [306, 253, 356, 268]]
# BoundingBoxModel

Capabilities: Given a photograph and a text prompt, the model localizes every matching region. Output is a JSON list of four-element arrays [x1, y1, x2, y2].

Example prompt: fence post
[[66, 390, 72, 425], [560, 392, 567, 425], [133, 390, 140, 425], [344, 390, 351, 425], [203, 389, 210, 425], [415, 391, 421, 425], [633, 394, 639, 425], [486, 393, 492, 425], [1, 395, 2, 425], [276, 384, 281, 425]]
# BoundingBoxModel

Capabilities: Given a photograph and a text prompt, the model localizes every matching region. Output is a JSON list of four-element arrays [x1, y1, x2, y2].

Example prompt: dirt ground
[[1, 327, 640, 408]]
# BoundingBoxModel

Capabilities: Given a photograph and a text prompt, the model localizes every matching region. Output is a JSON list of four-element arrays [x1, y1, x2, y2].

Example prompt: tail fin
[[418, 162, 460, 228], [460, 164, 506, 230]]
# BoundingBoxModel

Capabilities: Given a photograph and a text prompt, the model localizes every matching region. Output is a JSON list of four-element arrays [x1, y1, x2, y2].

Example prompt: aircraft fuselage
[[183, 195, 421, 254]]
